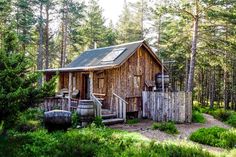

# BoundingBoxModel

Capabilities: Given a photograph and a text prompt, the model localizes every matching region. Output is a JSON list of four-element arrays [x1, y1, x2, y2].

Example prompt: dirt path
[[110, 114, 231, 155]]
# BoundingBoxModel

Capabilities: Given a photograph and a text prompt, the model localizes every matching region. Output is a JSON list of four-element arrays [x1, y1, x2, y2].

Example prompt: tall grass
[[0, 127, 214, 157], [190, 126, 236, 149], [192, 111, 206, 123]]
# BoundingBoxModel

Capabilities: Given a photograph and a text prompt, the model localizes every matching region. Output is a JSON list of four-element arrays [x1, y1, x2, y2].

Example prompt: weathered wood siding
[[59, 72, 84, 97], [104, 46, 161, 114], [142, 91, 192, 123], [57, 45, 162, 115]]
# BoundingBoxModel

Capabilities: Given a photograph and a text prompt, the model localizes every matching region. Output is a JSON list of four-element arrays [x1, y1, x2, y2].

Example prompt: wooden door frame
[[81, 73, 90, 99]]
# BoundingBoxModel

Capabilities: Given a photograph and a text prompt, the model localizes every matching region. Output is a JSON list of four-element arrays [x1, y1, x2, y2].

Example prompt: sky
[[98, 0, 138, 25]]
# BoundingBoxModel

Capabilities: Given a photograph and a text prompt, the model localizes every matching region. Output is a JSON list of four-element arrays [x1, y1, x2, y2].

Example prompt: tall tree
[[117, 0, 143, 43], [83, 0, 107, 49], [14, 0, 35, 52], [59, 0, 84, 67], [37, 0, 44, 85]]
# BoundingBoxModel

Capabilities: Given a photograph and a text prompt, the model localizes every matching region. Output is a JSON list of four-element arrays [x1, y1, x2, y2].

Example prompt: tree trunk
[[60, 1, 68, 68], [156, 16, 161, 52], [37, 2, 43, 86], [224, 23, 229, 109], [224, 69, 229, 109], [187, 9, 199, 92], [184, 56, 190, 91], [45, 2, 49, 69], [60, 21, 64, 68], [210, 67, 215, 108]]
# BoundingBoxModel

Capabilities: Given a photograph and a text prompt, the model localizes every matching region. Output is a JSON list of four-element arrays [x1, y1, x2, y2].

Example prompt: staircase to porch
[[101, 109, 124, 125], [91, 93, 128, 125]]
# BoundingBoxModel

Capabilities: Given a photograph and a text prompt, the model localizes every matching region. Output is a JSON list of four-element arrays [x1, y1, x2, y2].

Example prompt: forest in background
[[1, 0, 236, 110]]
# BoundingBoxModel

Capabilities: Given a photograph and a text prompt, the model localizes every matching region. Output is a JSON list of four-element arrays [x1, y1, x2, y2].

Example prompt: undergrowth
[[190, 126, 236, 149], [152, 122, 179, 134], [0, 126, 214, 157]]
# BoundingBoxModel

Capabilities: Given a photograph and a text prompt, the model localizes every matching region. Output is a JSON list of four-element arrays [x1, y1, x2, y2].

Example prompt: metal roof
[[43, 40, 164, 72]]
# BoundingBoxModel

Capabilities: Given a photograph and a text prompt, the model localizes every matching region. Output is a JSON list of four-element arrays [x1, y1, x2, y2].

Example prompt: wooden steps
[[102, 118, 124, 125], [101, 109, 124, 125], [102, 114, 117, 119]]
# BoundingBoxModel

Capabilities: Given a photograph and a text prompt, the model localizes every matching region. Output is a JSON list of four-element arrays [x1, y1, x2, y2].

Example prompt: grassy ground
[[0, 125, 214, 157]]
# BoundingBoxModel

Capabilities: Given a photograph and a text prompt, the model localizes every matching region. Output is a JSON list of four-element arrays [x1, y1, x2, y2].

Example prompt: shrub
[[71, 111, 79, 128], [0, 121, 3, 135], [152, 122, 178, 134], [191, 126, 236, 149], [15, 108, 43, 132], [126, 118, 140, 124], [92, 116, 104, 127], [0, 127, 214, 157], [210, 109, 231, 122], [226, 114, 236, 127], [220, 129, 236, 148], [192, 111, 206, 123]]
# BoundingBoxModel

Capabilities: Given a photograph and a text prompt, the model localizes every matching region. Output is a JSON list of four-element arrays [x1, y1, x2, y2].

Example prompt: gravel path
[[110, 114, 232, 155]]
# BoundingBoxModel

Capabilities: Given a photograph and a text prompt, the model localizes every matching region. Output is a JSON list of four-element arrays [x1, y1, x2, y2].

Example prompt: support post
[[68, 72, 72, 111], [89, 71, 93, 99]]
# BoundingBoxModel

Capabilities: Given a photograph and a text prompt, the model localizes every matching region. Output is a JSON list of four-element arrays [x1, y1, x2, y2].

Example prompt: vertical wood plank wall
[[104, 46, 161, 114], [142, 91, 192, 123], [58, 45, 162, 115]]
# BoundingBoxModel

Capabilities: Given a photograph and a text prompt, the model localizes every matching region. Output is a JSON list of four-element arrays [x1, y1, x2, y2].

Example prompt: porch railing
[[111, 92, 127, 122], [43, 97, 79, 112], [90, 93, 102, 117]]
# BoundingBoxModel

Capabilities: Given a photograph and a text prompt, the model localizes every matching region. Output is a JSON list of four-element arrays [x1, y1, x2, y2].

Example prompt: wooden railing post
[[112, 92, 128, 122], [91, 93, 102, 117], [123, 102, 126, 122]]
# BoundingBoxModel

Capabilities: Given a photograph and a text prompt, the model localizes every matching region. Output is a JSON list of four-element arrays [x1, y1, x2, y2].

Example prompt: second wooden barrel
[[77, 100, 95, 126]]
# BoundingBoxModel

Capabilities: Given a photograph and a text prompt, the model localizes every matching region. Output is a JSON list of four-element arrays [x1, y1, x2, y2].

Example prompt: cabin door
[[82, 74, 90, 99]]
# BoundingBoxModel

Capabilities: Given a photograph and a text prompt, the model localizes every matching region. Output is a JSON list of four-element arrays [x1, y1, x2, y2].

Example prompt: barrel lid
[[44, 110, 71, 114]]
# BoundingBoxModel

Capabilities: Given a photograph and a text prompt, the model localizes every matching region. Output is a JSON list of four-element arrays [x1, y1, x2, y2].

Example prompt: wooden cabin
[[44, 40, 164, 121]]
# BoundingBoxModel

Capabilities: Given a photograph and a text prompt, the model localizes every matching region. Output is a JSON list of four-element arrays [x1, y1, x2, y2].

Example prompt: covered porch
[[43, 70, 127, 123]]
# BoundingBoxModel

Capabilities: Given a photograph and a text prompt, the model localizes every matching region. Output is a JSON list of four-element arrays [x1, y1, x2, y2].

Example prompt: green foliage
[[0, 121, 3, 135], [15, 108, 43, 132], [226, 114, 236, 127], [0, 127, 213, 157], [92, 116, 104, 127], [126, 118, 140, 125], [210, 109, 232, 122], [82, 0, 117, 49], [192, 111, 206, 123], [152, 122, 179, 134], [0, 40, 56, 130], [190, 127, 236, 148], [14, 0, 36, 50], [193, 105, 236, 128], [116, 0, 144, 43], [71, 111, 79, 128], [220, 129, 236, 148]]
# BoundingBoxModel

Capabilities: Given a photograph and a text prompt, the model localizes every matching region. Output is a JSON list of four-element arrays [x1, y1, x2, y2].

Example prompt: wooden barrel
[[44, 110, 71, 131], [77, 100, 95, 127]]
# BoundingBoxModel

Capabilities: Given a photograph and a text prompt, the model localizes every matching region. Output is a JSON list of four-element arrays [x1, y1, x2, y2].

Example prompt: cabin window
[[134, 75, 141, 89], [98, 78, 104, 89]]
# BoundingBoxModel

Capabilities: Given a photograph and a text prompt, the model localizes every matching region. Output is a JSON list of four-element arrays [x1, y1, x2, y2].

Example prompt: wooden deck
[[42, 97, 79, 112], [41, 92, 128, 124]]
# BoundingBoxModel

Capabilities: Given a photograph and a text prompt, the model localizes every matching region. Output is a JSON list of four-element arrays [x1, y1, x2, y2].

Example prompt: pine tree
[[82, 0, 107, 49], [0, 29, 56, 130], [59, 0, 85, 67], [116, 0, 144, 43], [14, 0, 36, 52]]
